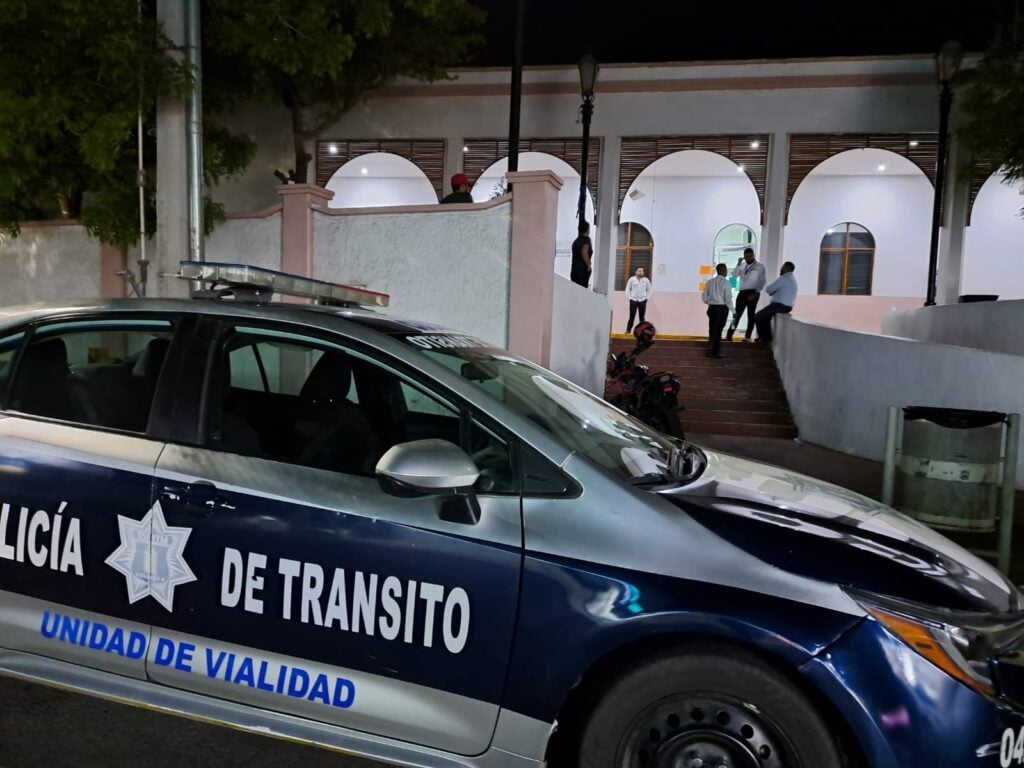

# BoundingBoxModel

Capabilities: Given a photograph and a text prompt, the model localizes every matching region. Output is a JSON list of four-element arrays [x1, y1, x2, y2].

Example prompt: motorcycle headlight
[[848, 589, 1024, 698]]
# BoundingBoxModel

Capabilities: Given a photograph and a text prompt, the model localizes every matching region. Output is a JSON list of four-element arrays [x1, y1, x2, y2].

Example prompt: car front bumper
[[802, 618, 1024, 768]]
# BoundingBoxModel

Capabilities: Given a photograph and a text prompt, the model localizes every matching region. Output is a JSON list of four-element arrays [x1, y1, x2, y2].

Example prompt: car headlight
[[848, 589, 1024, 698]]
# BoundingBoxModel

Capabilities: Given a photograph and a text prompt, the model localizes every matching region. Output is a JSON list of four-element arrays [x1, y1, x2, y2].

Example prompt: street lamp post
[[577, 53, 599, 222], [925, 40, 964, 306]]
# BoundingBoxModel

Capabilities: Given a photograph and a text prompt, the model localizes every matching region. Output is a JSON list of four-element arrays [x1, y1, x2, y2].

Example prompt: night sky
[[469, 0, 1010, 67]]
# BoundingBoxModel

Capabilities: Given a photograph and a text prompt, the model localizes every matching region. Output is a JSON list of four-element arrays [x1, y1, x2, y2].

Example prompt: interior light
[[909, 140, 920, 148], [463, 145, 469, 153], [328, 144, 338, 155], [360, 167, 369, 175], [826, 229, 834, 235], [877, 164, 887, 172], [750, 141, 760, 149], [737, 164, 746, 173]]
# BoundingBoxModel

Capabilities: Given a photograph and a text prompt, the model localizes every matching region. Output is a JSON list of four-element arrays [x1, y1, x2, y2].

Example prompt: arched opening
[[714, 223, 757, 265], [787, 148, 931, 301], [472, 152, 595, 279], [963, 172, 1024, 300], [819, 222, 875, 295], [615, 223, 654, 290], [620, 150, 760, 297], [325, 152, 438, 209]]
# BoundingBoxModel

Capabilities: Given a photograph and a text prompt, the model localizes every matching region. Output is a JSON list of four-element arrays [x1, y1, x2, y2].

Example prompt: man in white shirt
[[701, 263, 734, 358], [727, 247, 766, 342], [755, 261, 798, 345], [625, 267, 653, 333]]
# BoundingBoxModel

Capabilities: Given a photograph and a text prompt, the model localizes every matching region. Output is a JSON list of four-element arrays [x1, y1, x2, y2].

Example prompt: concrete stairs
[[608, 337, 798, 439]]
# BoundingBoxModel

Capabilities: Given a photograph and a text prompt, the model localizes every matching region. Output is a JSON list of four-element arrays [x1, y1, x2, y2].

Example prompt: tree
[[206, 0, 485, 183], [0, 0, 254, 247], [957, 24, 1024, 184]]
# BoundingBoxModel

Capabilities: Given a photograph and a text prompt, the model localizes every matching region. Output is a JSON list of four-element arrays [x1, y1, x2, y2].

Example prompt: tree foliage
[[957, 26, 1024, 183], [0, 0, 253, 247], [206, 0, 485, 182]]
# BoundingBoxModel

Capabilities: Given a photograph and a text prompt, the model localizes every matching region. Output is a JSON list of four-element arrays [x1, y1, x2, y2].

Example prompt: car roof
[[0, 298, 462, 339]]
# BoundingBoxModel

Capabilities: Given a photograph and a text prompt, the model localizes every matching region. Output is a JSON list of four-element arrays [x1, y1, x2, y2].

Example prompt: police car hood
[[670, 448, 1018, 613]]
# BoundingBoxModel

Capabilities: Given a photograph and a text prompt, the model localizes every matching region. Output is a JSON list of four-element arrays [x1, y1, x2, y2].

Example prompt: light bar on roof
[[178, 261, 389, 308]]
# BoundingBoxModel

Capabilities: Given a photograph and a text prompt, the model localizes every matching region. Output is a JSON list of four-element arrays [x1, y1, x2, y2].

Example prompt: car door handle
[[160, 480, 233, 516]]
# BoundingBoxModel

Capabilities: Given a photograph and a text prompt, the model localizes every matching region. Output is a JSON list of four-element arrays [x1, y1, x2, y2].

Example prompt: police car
[[1, 262, 1023, 768]]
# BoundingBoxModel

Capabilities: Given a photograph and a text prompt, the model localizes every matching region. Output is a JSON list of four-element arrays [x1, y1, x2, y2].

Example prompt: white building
[[214, 54, 1022, 336]]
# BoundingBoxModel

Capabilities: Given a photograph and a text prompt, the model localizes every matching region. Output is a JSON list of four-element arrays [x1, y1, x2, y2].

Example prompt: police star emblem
[[105, 501, 197, 611]]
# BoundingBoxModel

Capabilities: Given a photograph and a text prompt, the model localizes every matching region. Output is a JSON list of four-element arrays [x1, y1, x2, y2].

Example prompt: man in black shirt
[[441, 173, 474, 204], [571, 221, 593, 288]]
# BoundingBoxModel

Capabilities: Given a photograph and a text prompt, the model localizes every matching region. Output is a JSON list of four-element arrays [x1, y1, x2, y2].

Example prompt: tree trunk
[[56, 188, 82, 219], [291, 105, 314, 184]]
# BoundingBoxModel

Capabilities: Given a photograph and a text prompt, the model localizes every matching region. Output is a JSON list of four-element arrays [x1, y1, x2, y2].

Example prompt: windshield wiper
[[628, 472, 679, 487]]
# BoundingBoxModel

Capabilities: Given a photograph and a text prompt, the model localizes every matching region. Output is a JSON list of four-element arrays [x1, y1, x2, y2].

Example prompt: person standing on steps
[[571, 221, 594, 288], [701, 263, 734, 358], [727, 247, 766, 342], [755, 261, 798, 345], [625, 267, 652, 333]]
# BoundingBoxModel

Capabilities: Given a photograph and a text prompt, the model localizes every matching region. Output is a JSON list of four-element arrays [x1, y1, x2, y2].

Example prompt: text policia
[[220, 548, 472, 654]]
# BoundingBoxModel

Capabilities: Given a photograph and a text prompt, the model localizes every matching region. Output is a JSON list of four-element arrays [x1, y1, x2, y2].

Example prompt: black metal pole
[[926, 82, 953, 306], [507, 0, 526, 173], [578, 100, 593, 221]]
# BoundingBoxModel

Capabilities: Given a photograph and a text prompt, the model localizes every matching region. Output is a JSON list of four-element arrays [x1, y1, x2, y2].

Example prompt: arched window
[[713, 223, 757, 264], [819, 222, 875, 295], [616, 223, 654, 290]]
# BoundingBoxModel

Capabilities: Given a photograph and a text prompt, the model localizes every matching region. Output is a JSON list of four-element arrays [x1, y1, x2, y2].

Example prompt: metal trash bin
[[883, 406, 1020, 573], [895, 408, 1003, 531]]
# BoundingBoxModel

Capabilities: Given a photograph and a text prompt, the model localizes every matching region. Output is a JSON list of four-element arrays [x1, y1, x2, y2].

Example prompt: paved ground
[[4, 435, 1021, 766]]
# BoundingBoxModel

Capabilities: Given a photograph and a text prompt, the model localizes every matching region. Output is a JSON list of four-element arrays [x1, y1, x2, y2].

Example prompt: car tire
[[577, 645, 845, 768]]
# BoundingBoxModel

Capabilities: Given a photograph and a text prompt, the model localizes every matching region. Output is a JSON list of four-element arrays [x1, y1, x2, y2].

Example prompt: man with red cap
[[442, 173, 474, 204]]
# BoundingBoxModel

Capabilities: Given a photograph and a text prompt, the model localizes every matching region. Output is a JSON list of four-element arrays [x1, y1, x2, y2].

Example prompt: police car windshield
[[402, 334, 677, 480]]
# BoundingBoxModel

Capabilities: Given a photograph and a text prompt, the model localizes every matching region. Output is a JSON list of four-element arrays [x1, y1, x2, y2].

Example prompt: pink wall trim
[[376, 73, 933, 100], [612, 292, 925, 336], [278, 184, 333, 278], [99, 244, 126, 299], [225, 203, 283, 220], [313, 194, 511, 217], [14, 219, 83, 229], [507, 171, 564, 366]]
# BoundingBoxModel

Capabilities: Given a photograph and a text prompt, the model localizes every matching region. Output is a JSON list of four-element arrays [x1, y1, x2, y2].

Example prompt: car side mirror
[[375, 439, 482, 525]]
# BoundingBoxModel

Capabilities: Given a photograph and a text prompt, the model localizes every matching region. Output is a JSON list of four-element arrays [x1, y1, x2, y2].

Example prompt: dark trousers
[[627, 300, 647, 331], [707, 305, 729, 355], [754, 303, 792, 343], [728, 289, 760, 339]]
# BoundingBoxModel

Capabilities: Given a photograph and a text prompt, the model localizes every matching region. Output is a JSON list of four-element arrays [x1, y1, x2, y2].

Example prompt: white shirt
[[766, 272, 798, 307], [733, 260, 767, 292], [626, 276, 652, 302], [702, 275, 734, 312]]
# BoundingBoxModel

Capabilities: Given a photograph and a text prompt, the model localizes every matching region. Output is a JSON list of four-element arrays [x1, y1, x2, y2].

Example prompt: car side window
[[207, 326, 515, 493], [6, 319, 174, 433]]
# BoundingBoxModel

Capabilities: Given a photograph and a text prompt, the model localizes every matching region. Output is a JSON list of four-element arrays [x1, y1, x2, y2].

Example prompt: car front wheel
[[577, 646, 846, 768]]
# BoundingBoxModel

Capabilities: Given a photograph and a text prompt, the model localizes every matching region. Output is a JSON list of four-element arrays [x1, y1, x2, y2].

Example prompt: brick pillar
[[507, 170, 563, 366], [277, 183, 334, 277]]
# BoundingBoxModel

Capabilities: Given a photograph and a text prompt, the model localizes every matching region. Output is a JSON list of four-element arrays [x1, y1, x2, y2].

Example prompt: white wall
[[882, 299, 1024, 357], [785, 174, 932, 298], [0, 225, 101, 304], [205, 213, 282, 272], [620, 175, 760, 293], [775, 315, 1024, 485], [313, 201, 512, 347], [963, 173, 1024, 300], [550, 276, 611, 394]]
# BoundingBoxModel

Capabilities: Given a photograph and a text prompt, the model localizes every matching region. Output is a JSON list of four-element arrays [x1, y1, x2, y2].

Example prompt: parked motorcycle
[[604, 322, 684, 437]]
